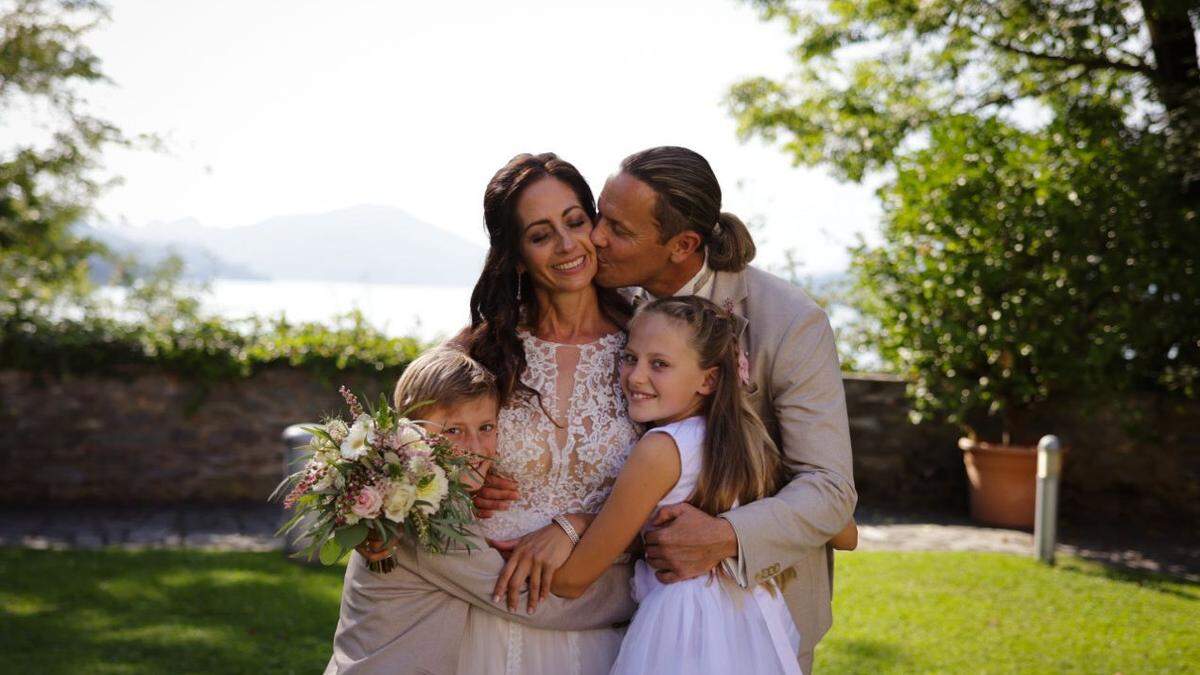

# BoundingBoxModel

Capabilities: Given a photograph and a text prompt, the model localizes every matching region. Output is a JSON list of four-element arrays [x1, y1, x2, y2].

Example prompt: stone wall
[[1, 368, 1196, 525], [0, 367, 396, 503], [843, 375, 966, 512], [842, 375, 1200, 525]]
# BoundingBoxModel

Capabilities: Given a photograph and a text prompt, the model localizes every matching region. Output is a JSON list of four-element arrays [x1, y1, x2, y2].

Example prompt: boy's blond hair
[[393, 347, 497, 416]]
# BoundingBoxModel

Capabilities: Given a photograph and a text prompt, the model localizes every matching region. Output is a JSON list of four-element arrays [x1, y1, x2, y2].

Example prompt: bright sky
[[82, 0, 879, 275]]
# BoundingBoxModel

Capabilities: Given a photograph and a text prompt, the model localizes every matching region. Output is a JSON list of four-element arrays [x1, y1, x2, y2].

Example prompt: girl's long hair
[[463, 152, 629, 408], [634, 296, 781, 514]]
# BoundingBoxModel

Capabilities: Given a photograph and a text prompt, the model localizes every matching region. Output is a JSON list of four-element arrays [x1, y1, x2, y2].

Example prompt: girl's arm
[[551, 432, 682, 599]]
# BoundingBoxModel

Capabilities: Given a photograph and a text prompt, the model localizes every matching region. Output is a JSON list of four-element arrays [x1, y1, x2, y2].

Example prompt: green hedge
[[0, 309, 425, 383]]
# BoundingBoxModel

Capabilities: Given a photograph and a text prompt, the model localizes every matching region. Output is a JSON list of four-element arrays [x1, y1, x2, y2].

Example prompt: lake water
[[193, 279, 870, 363], [200, 279, 474, 341]]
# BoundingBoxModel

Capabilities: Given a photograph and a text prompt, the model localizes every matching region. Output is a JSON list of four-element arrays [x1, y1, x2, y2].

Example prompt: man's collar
[[645, 251, 712, 301], [629, 264, 751, 345]]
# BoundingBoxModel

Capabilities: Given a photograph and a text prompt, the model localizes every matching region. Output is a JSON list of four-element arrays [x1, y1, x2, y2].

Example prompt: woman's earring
[[516, 271, 523, 303]]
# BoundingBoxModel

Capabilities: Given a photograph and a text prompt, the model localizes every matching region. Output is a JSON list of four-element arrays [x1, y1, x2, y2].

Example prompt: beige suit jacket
[[698, 265, 858, 664], [324, 526, 635, 674]]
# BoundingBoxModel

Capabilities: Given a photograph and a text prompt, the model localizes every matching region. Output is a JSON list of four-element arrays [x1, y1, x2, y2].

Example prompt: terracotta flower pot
[[959, 438, 1038, 529]]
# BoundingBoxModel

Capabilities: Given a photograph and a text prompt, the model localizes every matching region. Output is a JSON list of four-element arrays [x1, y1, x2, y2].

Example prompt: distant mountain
[[81, 223, 265, 283], [96, 206, 488, 286]]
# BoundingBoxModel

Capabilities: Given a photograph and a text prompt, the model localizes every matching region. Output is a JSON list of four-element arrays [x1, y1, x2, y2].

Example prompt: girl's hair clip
[[737, 347, 752, 388]]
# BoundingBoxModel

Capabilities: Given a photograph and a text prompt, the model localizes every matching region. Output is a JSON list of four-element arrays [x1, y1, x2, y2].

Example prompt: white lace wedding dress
[[456, 329, 639, 675]]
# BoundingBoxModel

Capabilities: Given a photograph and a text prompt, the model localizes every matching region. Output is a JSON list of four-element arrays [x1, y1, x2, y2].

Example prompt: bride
[[456, 152, 639, 675]]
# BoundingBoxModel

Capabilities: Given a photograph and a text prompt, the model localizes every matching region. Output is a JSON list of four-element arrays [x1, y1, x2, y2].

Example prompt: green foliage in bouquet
[[274, 387, 479, 571]]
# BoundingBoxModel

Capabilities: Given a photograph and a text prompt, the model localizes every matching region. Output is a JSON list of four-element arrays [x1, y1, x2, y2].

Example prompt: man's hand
[[473, 470, 520, 518], [643, 502, 738, 584], [488, 523, 574, 614]]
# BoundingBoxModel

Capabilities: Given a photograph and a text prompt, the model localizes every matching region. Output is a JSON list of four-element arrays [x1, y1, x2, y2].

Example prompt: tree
[[855, 110, 1198, 441], [729, 0, 1198, 193], [729, 1, 1199, 440], [0, 0, 128, 320]]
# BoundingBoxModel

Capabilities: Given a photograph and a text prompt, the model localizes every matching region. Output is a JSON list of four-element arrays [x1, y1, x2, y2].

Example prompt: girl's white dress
[[610, 416, 803, 675], [456, 330, 640, 675]]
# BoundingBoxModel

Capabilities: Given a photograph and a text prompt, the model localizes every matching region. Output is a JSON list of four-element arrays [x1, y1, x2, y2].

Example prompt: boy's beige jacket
[[325, 543, 635, 674]]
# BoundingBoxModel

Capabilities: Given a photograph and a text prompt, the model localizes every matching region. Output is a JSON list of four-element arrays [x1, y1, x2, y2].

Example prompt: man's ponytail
[[619, 146, 756, 271], [708, 211, 756, 272]]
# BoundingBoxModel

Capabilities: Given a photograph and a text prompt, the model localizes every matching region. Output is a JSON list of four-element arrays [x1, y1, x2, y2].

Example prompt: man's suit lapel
[[705, 269, 750, 334]]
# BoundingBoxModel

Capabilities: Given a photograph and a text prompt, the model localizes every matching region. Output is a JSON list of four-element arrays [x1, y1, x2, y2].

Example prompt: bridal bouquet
[[274, 386, 477, 572]]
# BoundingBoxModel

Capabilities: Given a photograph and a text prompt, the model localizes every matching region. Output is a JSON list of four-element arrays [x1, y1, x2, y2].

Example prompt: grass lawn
[[819, 552, 1198, 673], [1, 549, 1196, 674], [0, 549, 346, 674]]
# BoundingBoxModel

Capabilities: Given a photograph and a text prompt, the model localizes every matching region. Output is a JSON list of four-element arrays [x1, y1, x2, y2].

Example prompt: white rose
[[340, 414, 374, 460], [415, 465, 449, 515], [383, 481, 418, 522]]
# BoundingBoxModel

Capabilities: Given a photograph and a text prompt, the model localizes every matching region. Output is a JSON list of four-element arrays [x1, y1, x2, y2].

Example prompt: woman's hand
[[355, 531, 398, 563], [488, 521, 576, 614]]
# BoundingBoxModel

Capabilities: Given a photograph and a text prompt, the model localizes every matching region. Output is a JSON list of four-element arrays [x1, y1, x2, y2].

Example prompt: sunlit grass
[[1, 548, 1195, 673], [820, 552, 1199, 673]]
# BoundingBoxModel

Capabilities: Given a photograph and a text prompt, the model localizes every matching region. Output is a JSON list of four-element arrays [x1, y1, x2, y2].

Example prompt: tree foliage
[[0, 1, 427, 387], [0, 0, 129, 319], [854, 110, 1198, 440], [730, 1, 1200, 439], [730, 0, 1199, 189]]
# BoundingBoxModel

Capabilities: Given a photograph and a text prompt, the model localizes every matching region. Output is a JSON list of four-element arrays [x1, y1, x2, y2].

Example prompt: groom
[[477, 145, 857, 672]]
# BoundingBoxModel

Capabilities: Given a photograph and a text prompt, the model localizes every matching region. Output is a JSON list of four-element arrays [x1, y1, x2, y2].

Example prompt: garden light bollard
[[1034, 435, 1063, 565], [281, 424, 318, 561]]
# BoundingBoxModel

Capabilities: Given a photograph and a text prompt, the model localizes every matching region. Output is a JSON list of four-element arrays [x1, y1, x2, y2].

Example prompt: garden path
[[1, 504, 1195, 581]]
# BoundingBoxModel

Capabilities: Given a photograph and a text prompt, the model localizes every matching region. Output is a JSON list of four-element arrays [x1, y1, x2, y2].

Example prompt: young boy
[[326, 347, 500, 674], [339, 347, 499, 566]]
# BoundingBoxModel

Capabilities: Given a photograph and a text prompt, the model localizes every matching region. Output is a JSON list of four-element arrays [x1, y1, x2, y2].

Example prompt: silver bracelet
[[552, 514, 580, 546]]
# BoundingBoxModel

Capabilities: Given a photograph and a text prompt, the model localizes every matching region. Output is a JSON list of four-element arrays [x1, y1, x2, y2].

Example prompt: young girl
[[546, 296, 854, 675]]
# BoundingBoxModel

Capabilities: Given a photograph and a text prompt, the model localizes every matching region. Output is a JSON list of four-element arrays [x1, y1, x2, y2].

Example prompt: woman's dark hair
[[619, 146, 756, 272], [631, 295, 781, 514], [464, 152, 630, 408]]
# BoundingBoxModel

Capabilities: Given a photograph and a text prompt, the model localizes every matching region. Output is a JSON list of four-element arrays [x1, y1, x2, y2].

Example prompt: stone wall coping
[[842, 372, 907, 383]]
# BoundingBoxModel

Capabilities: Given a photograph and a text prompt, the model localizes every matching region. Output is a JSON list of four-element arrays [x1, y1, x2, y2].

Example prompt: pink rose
[[350, 485, 384, 519]]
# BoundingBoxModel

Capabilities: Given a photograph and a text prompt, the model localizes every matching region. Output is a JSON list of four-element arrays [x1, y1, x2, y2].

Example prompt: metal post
[[281, 424, 318, 561], [1034, 435, 1063, 565]]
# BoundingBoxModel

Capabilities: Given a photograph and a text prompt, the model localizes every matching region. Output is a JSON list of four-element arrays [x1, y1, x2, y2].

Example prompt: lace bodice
[[481, 330, 639, 541]]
